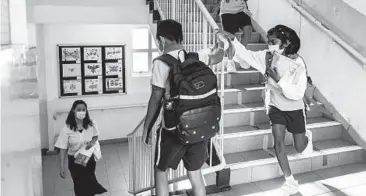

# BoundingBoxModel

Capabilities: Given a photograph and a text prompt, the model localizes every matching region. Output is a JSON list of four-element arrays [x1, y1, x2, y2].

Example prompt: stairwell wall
[[248, 0, 366, 149]]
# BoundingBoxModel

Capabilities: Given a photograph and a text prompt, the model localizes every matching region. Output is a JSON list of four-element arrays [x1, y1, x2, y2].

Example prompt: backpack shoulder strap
[[153, 54, 181, 68], [186, 52, 199, 61]]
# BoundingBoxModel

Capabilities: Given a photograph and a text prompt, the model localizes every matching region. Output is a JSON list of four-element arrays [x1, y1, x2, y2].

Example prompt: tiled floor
[[43, 142, 366, 196], [43, 142, 130, 196]]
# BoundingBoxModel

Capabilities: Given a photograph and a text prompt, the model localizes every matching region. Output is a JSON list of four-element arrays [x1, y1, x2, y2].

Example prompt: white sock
[[285, 175, 295, 182]]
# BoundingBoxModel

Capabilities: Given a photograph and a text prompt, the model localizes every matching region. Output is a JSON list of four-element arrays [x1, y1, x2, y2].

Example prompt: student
[[219, 0, 253, 72], [142, 20, 227, 196], [225, 25, 313, 195], [55, 100, 107, 196]]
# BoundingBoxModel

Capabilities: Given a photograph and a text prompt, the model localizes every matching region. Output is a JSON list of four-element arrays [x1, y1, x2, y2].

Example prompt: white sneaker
[[280, 179, 299, 195], [301, 130, 313, 155], [226, 60, 237, 73]]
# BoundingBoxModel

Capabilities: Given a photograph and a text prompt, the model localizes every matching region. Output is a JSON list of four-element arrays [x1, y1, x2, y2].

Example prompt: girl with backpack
[[223, 25, 313, 195]]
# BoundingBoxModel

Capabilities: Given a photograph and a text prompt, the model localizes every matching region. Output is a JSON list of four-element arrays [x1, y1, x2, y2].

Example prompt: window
[[1, 0, 11, 46], [58, 45, 126, 97], [132, 28, 159, 76]]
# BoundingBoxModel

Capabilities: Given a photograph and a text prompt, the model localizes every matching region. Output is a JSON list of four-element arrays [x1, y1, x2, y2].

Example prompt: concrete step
[[218, 84, 264, 105], [214, 67, 265, 87], [184, 32, 261, 45], [204, 139, 365, 186], [184, 43, 267, 53], [223, 102, 324, 127], [222, 117, 343, 154]]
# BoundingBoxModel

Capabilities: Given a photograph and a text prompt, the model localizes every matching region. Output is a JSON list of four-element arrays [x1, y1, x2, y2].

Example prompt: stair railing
[[127, 0, 227, 195]]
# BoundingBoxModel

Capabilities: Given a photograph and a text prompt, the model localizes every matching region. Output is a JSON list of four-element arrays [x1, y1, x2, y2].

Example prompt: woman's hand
[[266, 67, 281, 82], [60, 167, 66, 178], [85, 140, 96, 150]]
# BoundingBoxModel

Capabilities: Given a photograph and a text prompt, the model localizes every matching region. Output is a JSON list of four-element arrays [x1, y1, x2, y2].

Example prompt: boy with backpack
[[142, 20, 229, 196]]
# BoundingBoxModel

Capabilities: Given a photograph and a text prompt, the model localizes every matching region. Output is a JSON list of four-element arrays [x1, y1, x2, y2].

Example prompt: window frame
[[131, 27, 159, 77], [1, 0, 11, 47]]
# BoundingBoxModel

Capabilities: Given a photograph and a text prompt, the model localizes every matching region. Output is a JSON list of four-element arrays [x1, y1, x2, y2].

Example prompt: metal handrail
[[127, 0, 228, 194], [53, 103, 148, 120], [288, 0, 366, 69]]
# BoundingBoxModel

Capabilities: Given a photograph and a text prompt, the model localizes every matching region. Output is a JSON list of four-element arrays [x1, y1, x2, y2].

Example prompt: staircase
[[128, 0, 366, 195]]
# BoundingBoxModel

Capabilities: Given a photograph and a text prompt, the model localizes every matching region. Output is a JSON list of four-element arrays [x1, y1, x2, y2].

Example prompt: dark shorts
[[221, 12, 252, 34], [268, 106, 307, 134], [155, 128, 209, 172]]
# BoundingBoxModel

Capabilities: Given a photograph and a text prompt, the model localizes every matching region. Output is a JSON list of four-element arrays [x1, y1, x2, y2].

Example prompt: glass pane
[[132, 52, 149, 73], [152, 52, 159, 60], [132, 28, 149, 50], [151, 35, 158, 49]]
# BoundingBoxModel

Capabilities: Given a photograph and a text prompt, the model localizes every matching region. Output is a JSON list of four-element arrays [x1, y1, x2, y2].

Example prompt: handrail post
[[203, 19, 208, 49], [171, 0, 176, 20]]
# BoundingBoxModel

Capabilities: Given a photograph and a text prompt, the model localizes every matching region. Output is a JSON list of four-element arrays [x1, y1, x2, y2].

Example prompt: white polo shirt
[[220, 0, 249, 15], [55, 121, 100, 156]]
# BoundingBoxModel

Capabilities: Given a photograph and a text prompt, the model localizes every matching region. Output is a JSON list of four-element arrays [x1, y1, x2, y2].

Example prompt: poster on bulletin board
[[58, 45, 125, 97]]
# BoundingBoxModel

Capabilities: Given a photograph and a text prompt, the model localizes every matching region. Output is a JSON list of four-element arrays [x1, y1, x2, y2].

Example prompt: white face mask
[[268, 44, 285, 54], [76, 111, 86, 120]]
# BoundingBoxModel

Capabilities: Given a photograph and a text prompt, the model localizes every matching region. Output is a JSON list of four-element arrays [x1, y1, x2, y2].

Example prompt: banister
[[194, 0, 219, 30], [193, 0, 229, 48], [288, 0, 366, 69], [127, 116, 146, 137], [53, 103, 147, 120]]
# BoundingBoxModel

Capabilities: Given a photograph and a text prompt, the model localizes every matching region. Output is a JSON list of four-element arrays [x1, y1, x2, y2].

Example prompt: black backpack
[[154, 50, 221, 145]]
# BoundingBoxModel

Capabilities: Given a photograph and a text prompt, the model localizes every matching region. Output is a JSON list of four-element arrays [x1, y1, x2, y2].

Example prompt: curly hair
[[267, 25, 301, 56]]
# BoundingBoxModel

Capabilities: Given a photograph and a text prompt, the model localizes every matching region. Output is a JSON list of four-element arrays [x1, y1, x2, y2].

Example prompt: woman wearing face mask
[[224, 25, 313, 195], [54, 100, 107, 196]]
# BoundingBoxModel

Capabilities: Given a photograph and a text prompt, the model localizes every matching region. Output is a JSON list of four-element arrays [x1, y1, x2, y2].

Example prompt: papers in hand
[[74, 141, 102, 167]]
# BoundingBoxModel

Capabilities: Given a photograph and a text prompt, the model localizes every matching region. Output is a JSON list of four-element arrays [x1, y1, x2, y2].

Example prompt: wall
[[38, 24, 152, 149], [248, 0, 366, 149], [343, 0, 366, 16], [300, 0, 366, 57], [1, 43, 42, 196], [27, 6, 149, 25]]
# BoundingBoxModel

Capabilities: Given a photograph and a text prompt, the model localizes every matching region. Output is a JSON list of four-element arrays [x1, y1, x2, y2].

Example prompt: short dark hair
[[267, 25, 301, 55], [156, 19, 183, 43]]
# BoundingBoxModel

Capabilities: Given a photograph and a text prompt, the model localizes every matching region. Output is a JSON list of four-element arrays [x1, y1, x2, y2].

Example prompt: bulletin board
[[58, 45, 126, 97]]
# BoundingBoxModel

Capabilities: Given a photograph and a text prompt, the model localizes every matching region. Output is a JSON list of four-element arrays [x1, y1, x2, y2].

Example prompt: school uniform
[[231, 38, 308, 134], [151, 45, 212, 172], [55, 121, 107, 196], [220, 0, 252, 34]]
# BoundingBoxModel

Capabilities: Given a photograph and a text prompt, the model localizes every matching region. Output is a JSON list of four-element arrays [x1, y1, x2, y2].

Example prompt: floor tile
[[333, 183, 366, 196], [211, 183, 262, 196], [296, 172, 333, 196], [108, 174, 128, 192], [314, 167, 351, 191], [110, 190, 131, 196]]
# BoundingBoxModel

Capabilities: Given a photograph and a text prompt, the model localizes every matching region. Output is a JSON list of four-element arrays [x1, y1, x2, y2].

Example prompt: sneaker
[[301, 129, 313, 155], [226, 60, 237, 73], [280, 179, 299, 195]]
